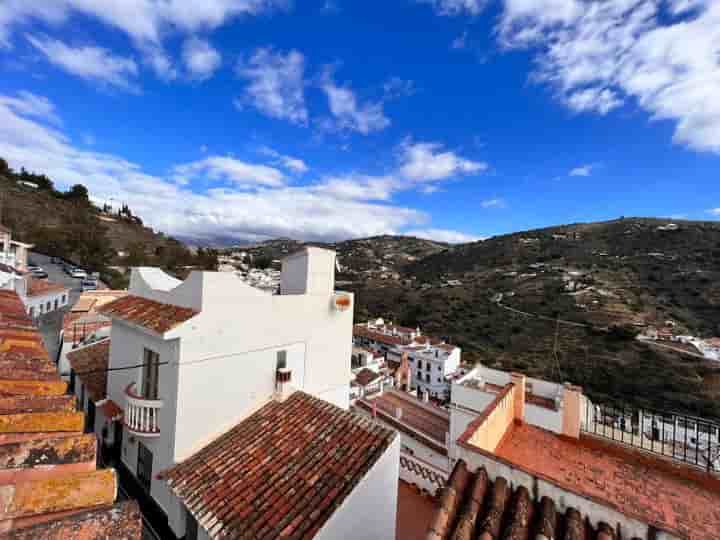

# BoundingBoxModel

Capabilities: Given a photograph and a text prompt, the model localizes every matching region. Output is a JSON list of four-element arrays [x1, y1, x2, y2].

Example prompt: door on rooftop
[[142, 348, 160, 399], [137, 442, 153, 492]]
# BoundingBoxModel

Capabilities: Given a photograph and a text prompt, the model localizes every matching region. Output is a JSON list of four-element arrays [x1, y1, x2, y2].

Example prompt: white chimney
[[280, 247, 336, 295], [275, 367, 294, 402], [395, 406, 403, 420], [423, 390, 429, 403]]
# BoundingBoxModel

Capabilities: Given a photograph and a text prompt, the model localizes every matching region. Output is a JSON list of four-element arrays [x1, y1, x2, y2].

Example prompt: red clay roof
[[26, 278, 68, 297], [354, 367, 381, 386], [427, 460, 613, 540], [67, 339, 110, 402], [98, 294, 198, 334], [493, 422, 720, 540], [354, 325, 410, 346], [0, 290, 140, 538], [160, 391, 396, 539]]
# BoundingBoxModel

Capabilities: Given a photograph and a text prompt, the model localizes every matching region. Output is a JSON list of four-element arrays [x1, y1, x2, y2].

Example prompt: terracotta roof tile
[[0, 290, 140, 538], [354, 367, 381, 387], [427, 460, 625, 540], [160, 391, 396, 539], [26, 279, 68, 298], [98, 294, 198, 334], [66, 339, 110, 402]]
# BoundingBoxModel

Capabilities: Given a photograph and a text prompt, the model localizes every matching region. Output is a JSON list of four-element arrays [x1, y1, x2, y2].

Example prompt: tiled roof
[[67, 339, 110, 402], [493, 422, 720, 540], [0, 290, 140, 538], [427, 460, 621, 540], [98, 294, 198, 334], [354, 325, 409, 346], [26, 278, 68, 297], [160, 391, 396, 539], [359, 391, 449, 445], [354, 367, 381, 386]]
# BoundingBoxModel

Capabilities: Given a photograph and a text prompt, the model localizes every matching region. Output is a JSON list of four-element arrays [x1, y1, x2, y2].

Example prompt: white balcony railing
[[0, 252, 17, 268], [124, 383, 163, 437]]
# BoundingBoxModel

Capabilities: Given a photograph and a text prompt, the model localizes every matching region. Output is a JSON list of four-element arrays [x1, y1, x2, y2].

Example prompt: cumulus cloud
[[417, 0, 486, 16], [405, 228, 483, 243], [313, 174, 397, 201], [320, 69, 390, 134], [707, 208, 720, 217], [398, 139, 487, 181], [569, 164, 594, 176], [0, 91, 430, 243], [498, 0, 720, 153], [258, 146, 309, 173], [172, 156, 286, 188], [182, 37, 221, 81], [480, 197, 506, 208], [26, 34, 138, 91], [2, 1, 283, 80], [236, 48, 308, 124]]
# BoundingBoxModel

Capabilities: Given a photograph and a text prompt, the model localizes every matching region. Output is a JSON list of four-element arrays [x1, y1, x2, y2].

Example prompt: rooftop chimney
[[275, 367, 294, 402], [280, 247, 336, 295]]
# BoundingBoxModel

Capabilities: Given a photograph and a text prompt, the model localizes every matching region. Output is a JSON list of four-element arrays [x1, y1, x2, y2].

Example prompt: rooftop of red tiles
[[160, 391, 396, 539], [428, 459, 618, 540], [358, 391, 449, 446], [66, 339, 110, 402], [26, 278, 68, 297], [493, 422, 720, 540], [98, 294, 198, 334], [0, 290, 140, 538], [354, 367, 381, 387]]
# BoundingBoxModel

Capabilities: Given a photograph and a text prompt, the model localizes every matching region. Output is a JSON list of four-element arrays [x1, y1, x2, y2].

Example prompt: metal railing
[[582, 401, 720, 472]]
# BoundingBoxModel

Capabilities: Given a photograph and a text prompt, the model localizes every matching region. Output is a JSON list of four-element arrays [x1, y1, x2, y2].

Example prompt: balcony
[[124, 383, 163, 437]]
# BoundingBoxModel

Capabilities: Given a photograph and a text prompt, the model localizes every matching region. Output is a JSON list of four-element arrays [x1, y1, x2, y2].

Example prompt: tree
[[0, 158, 10, 175], [64, 184, 89, 202]]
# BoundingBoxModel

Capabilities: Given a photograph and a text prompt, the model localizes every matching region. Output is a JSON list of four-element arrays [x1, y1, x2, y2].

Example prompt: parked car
[[71, 269, 88, 279], [27, 266, 42, 272], [81, 279, 98, 291], [31, 270, 48, 278]]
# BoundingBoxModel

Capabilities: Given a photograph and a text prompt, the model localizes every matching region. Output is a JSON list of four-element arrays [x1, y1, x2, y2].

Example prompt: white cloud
[[0, 90, 427, 243], [173, 156, 286, 188], [313, 174, 396, 201], [236, 48, 308, 124], [707, 208, 720, 216], [417, 0, 486, 16], [480, 197, 506, 208], [383, 77, 416, 100], [182, 37, 221, 81], [259, 146, 309, 173], [320, 69, 390, 134], [405, 228, 483, 243], [26, 34, 138, 91], [1, 1, 283, 80], [569, 164, 594, 176], [498, 0, 720, 153], [0, 91, 60, 124], [398, 139, 487, 181]]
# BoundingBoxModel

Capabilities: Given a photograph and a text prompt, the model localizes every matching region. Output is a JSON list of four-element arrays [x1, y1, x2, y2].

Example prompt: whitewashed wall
[[315, 436, 400, 540]]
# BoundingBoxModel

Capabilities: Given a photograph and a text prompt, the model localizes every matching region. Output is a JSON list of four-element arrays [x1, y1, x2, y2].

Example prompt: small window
[[29, 307, 34, 318], [425, 374, 430, 383], [276, 350, 287, 370], [426, 363, 430, 372], [417, 360, 422, 370], [62, 294, 66, 303], [54, 299, 58, 310], [46, 301, 51, 311], [69, 369, 76, 393], [142, 349, 160, 400]]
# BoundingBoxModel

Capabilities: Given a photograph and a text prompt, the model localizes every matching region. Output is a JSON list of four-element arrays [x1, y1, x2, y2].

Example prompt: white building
[[353, 319, 462, 401], [0, 224, 31, 271], [75, 247, 398, 540]]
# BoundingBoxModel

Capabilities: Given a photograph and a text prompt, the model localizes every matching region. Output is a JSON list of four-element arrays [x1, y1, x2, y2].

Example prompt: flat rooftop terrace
[[363, 391, 449, 444], [494, 422, 720, 540]]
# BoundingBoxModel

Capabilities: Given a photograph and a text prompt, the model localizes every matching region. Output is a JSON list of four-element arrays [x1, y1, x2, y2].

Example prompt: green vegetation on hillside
[[0, 158, 218, 287]]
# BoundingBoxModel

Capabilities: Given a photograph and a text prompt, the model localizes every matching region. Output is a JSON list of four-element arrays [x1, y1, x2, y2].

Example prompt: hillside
[[348, 218, 720, 418], [0, 159, 217, 285]]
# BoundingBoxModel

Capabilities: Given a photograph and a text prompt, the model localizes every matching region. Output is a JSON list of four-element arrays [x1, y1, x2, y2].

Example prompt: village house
[[71, 247, 400, 540], [0, 225, 69, 318], [353, 319, 462, 400], [426, 367, 720, 540]]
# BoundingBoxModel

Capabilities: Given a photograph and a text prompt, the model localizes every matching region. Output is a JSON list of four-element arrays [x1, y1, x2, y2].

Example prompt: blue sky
[[0, 0, 718, 244]]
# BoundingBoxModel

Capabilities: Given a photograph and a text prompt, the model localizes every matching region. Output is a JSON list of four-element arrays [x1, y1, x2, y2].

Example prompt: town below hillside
[[225, 218, 720, 418]]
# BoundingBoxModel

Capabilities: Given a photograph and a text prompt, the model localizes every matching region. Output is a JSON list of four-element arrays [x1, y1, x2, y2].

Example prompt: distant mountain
[[341, 218, 720, 418]]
